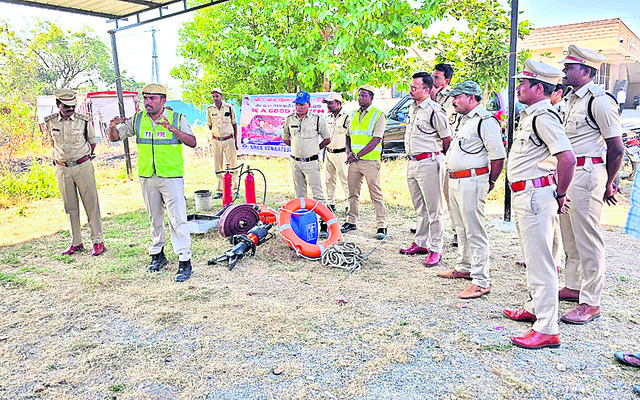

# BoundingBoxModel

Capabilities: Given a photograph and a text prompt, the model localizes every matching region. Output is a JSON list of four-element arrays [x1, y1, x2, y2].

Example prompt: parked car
[[382, 91, 524, 157]]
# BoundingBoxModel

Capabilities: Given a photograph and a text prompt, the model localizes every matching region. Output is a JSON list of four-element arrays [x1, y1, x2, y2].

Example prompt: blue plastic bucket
[[290, 209, 319, 244]]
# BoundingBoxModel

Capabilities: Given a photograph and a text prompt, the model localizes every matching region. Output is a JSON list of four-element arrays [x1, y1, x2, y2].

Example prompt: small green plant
[[109, 384, 124, 392], [1, 252, 20, 265]]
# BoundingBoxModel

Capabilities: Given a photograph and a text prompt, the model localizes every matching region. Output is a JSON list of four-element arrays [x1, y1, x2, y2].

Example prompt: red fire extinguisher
[[245, 165, 256, 204], [223, 164, 233, 206]]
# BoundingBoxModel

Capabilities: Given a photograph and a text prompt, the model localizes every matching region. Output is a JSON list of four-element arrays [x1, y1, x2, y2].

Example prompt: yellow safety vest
[[350, 107, 383, 160], [134, 109, 184, 178]]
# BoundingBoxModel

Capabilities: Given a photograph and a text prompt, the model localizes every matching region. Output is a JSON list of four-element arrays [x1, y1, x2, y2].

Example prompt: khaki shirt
[[282, 112, 329, 158], [435, 88, 458, 125], [507, 99, 572, 182], [446, 105, 506, 171], [116, 108, 193, 140], [326, 109, 350, 150], [554, 100, 566, 122], [347, 105, 387, 139], [206, 102, 236, 137], [45, 112, 95, 162], [405, 98, 451, 155], [564, 81, 622, 157]]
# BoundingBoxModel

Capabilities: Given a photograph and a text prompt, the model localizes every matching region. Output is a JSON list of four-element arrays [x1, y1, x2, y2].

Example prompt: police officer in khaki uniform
[[341, 84, 388, 240], [399, 72, 451, 266], [432, 63, 459, 248], [108, 84, 197, 282], [438, 81, 505, 299], [207, 88, 238, 199], [282, 91, 331, 234], [45, 89, 105, 256], [322, 93, 350, 215], [502, 60, 576, 349], [558, 45, 624, 324]]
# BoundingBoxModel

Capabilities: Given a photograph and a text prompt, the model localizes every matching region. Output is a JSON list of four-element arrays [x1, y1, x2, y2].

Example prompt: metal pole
[[504, 0, 519, 222], [110, 30, 133, 180]]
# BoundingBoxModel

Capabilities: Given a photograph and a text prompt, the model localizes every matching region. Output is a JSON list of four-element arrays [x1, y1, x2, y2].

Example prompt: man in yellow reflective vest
[[108, 84, 197, 282], [341, 84, 388, 240]]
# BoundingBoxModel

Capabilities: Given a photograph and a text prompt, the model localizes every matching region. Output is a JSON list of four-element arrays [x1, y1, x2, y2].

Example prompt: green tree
[[423, 0, 532, 98], [0, 20, 144, 102], [173, 0, 441, 106]]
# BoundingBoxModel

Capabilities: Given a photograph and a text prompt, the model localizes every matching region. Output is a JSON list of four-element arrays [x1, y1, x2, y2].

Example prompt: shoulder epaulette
[[75, 113, 91, 122], [44, 113, 58, 122]]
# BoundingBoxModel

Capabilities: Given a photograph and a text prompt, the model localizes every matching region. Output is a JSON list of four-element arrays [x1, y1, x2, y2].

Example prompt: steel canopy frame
[[1, 0, 230, 179]]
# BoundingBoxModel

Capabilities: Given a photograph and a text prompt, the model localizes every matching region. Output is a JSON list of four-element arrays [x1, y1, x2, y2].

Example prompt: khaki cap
[[559, 45, 606, 69], [211, 88, 223, 95], [358, 84, 375, 96], [513, 59, 564, 85], [54, 88, 77, 106], [142, 83, 167, 95], [449, 80, 482, 97], [322, 93, 343, 103]]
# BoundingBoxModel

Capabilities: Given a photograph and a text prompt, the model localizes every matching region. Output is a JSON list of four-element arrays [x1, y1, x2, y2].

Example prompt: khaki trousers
[[552, 216, 563, 267], [289, 158, 325, 202], [513, 184, 559, 335], [140, 175, 191, 261], [324, 151, 349, 206], [213, 137, 238, 194], [55, 161, 104, 246], [347, 160, 386, 228], [448, 173, 490, 288], [407, 155, 445, 253], [559, 162, 607, 306], [443, 175, 456, 234]]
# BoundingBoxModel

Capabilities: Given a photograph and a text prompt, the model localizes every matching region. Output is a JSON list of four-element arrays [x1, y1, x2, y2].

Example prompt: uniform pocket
[[530, 190, 541, 215]]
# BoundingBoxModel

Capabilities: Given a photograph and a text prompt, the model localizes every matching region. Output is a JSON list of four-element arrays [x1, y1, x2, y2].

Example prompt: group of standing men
[[48, 44, 623, 338]]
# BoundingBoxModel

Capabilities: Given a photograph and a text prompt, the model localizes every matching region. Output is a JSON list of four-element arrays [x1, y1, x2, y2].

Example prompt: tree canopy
[[0, 20, 144, 102], [173, 0, 440, 106], [423, 0, 532, 96]]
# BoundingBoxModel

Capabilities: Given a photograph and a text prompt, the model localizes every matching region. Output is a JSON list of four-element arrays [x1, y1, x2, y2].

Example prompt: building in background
[[520, 18, 640, 109]]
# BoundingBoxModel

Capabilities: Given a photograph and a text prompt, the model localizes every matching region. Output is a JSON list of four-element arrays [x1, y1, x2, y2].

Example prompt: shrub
[[0, 160, 58, 207]]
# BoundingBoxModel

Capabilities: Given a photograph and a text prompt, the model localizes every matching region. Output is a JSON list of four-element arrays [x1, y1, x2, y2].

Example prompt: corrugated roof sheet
[[1, 0, 182, 19]]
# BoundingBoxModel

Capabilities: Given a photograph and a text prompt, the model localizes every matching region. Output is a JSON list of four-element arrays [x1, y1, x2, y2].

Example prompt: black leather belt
[[290, 155, 319, 162], [327, 148, 346, 154], [54, 154, 91, 167], [213, 134, 234, 141]]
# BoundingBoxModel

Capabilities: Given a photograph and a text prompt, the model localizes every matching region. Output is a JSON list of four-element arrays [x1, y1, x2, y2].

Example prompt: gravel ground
[[0, 156, 638, 399]]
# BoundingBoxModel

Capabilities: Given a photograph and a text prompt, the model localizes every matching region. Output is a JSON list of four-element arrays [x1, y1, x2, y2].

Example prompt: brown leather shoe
[[459, 284, 490, 299], [511, 330, 560, 349], [560, 304, 600, 324], [424, 252, 442, 267], [559, 287, 580, 302], [437, 269, 472, 280], [91, 242, 105, 256], [502, 307, 537, 322], [399, 242, 429, 255], [61, 243, 84, 255]]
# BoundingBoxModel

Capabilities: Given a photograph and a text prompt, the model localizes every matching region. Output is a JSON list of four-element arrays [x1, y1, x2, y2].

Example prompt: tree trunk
[[323, 76, 331, 92]]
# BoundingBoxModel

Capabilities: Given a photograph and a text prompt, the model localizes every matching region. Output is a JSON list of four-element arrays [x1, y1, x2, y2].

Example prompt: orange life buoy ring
[[276, 197, 342, 259]]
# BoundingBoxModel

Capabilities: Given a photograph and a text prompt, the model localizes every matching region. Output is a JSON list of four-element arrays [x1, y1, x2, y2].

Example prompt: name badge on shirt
[[144, 131, 153, 138], [157, 131, 167, 138]]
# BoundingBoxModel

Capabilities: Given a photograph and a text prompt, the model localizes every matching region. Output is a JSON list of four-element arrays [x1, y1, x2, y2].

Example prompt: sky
[[3, 0, 640, 98]]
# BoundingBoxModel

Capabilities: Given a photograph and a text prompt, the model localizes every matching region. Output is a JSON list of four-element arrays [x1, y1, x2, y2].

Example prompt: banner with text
[[238, 92, 331, 157]]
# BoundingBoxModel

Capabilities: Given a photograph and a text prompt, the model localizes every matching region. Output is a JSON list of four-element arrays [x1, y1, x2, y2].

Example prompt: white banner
[[238, 92, 332, 157]]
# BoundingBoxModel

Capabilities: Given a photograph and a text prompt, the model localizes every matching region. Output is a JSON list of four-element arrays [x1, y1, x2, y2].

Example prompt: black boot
[[147, 248, 168, 272], [319, 220, 329, 239], [175, 260, 193, 282]]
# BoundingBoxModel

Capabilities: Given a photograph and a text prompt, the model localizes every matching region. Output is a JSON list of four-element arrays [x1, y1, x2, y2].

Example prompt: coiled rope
[[321, 242, 364, 271]]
